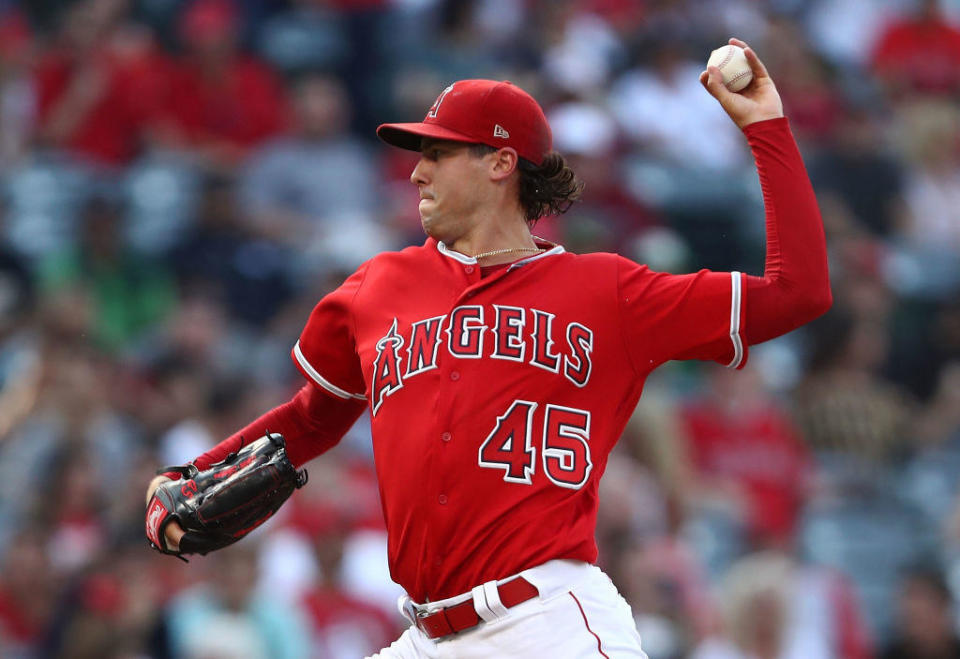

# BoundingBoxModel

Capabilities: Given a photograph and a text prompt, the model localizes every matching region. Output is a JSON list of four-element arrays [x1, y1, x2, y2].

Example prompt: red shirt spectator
[[301, 587, 398, 658], [165, 0, 288, 167], [681, 367, 812, 547], [34, 3, 175, 167], [871, 1, 960, 96]]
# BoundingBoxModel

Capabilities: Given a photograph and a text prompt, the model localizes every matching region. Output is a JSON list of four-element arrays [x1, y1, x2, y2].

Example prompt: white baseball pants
[[368, 560, 647, 658]]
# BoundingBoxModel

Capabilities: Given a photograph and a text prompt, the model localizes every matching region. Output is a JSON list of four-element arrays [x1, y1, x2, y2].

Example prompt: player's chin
[[419, 212, 439, 237]]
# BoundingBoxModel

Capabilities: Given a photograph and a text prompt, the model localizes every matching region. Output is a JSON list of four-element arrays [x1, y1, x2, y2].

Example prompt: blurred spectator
[[793, 308, 916, 467], [761, 17, 845, 148], [297, 509, 399, 658], [608, 38, 747, 171], [36, 445, 108, 574], [681, 364, 813, 549], [546, 100, 659, 253], [913, 361, 960, 444], [0, 527, 57, 657], [0, 9, 35, 171], [880, 565, 960, 658], [808, 106, 906, 238], [540, 3, 624, 96], [256, 0, 351, 76], [804, 0, 899, 70], [164, 542, 311, 659], [239, 73, 391, 277], [46, 542, 170, 659], [397, 0, 519, 83], [38, 195, 177, 352], [0, 333, 138, 553], [871, 0, 960, 98], [692, 551, 872, 659], [157, 375, 251, 468], [894, 100, 960, 256], [166, 0, 288, 171], [610, 38, 757, 270], [0, 246, 39, 440], [615, 537, 719, 659], [173, 173, 293, 325], [33, 0, 175, 167]]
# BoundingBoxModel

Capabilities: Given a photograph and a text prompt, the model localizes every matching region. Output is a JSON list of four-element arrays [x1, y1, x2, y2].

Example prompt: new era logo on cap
[[376, 79, 553, 165]]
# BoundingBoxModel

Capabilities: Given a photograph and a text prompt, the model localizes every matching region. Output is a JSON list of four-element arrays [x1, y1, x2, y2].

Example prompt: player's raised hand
[[699, 38, 783, 129]]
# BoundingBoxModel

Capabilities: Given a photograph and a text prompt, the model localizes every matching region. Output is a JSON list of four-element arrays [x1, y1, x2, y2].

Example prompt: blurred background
[[1, 0, 960, 657]]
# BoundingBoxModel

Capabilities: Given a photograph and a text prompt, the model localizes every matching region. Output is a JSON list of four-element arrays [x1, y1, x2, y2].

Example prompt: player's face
[[410, 139, 492, 242]]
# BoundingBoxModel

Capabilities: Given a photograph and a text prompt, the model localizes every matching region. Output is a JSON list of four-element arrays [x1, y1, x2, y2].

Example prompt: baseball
[[707, 44, 753, 92]]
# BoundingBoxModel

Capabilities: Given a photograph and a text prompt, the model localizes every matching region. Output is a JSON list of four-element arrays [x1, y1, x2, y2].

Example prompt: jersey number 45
[[478, 400, 592, 490]]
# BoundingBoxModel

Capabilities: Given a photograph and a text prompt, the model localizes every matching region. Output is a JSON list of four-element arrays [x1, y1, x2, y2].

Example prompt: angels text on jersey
[[371, 305, 594, 416]]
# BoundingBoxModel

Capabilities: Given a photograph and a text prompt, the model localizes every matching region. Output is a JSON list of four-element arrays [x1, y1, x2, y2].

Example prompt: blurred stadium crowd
[[1, 0, 960, 657]]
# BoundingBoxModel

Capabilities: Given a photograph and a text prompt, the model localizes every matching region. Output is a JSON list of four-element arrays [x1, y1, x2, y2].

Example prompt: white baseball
[[707, 44, 753, 93]]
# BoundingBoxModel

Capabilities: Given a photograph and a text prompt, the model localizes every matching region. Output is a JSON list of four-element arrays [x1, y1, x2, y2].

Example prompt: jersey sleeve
[[617, 255, 748, 371], [292, 264, 369, 401]]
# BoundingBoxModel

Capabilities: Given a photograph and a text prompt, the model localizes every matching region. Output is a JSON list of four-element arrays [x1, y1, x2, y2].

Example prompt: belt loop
[[398, 596, 417, 625], [471, 584, 497, 623], [483, 581, 510, 618]]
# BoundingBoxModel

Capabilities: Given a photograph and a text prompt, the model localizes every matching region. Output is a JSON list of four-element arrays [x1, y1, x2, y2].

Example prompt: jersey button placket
[[449, 370, 460, 381], [441, 432, 452, 442], [438, 494, 448, 505]]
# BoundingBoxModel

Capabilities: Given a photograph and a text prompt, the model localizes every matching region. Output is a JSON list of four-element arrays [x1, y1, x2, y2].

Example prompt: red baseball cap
[[377, 79, 553, 165]]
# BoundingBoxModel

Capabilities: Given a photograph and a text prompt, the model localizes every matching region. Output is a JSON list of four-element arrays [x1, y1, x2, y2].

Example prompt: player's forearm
[[168, 383, 366, 476], [743, 117, 832, 344]]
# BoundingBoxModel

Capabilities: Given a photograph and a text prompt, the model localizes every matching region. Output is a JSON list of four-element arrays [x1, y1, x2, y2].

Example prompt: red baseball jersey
[[293, 240, 746, 602]]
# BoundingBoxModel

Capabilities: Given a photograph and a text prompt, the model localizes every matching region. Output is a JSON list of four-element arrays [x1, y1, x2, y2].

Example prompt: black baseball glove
[[145, 432, 307, 559]]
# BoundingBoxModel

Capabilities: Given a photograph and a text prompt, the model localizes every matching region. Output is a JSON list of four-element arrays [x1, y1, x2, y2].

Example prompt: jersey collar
[[435, 238, 565, 267]]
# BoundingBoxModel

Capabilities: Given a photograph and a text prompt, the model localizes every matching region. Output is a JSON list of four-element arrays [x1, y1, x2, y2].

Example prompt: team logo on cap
[[427, 84, 454, 118], [493, 124, 510, 139]]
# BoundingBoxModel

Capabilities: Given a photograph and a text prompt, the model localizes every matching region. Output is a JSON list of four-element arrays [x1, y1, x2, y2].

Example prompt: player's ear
[[489, 147, 519, 181]]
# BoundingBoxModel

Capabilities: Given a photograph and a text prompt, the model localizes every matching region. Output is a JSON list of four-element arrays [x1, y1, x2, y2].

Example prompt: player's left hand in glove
[[144, 432, 307, 560]]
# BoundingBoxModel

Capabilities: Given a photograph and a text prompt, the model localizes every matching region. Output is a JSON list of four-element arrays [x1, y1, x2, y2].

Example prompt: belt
[[415, 577, 539, 639]]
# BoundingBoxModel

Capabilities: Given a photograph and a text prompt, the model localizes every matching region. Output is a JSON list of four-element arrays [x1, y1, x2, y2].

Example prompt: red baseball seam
[[568, 592, 610, 659], [719, 45, 734, 69]]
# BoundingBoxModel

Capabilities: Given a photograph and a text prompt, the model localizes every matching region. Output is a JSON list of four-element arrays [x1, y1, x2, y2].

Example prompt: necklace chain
[[471, 246, 543, 260]]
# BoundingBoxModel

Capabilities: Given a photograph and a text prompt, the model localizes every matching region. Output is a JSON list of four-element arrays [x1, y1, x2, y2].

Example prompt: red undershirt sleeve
[[741, 117, 832, 345]]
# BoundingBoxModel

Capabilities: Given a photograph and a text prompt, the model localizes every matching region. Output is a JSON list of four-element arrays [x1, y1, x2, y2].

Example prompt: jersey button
[[441, 432, 452, 442], [438, 494, 448, 505], [464, 265, 475, 274], [450, 371, 460, 381]]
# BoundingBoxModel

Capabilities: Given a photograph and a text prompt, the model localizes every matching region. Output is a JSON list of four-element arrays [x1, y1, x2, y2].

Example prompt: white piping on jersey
[[437, 241, 477, 263], [436, 241, 565, 266], [508, 245, 565, 270], [726, 271, 744, 369], [294, 341, 366, 400]]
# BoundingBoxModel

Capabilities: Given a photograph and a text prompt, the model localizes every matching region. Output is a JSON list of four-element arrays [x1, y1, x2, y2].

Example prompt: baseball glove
[[145, 432, 307, 559]]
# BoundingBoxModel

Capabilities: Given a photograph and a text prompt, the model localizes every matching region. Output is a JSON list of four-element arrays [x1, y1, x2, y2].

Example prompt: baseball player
[[146, 39, 831, 657]]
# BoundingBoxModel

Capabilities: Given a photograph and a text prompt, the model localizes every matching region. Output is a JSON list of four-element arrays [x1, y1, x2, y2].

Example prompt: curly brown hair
[[469, 145, 584, 222]]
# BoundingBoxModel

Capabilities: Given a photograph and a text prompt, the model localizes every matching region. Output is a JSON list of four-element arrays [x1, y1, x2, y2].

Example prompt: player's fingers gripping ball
[[145, 432, 307, 559], [707, 44, 754, 92]]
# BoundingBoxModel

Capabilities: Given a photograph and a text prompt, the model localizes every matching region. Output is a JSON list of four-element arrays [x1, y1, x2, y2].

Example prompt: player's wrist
[[742, 115, 789, 134], [165, 521, 185, 551]]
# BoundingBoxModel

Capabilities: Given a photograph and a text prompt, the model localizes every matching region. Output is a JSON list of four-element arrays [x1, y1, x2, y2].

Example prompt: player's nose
[[410, 159, 430, 186]]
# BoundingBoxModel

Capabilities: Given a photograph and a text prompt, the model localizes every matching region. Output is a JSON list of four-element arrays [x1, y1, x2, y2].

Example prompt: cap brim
[[376, 122, 479, 153]]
